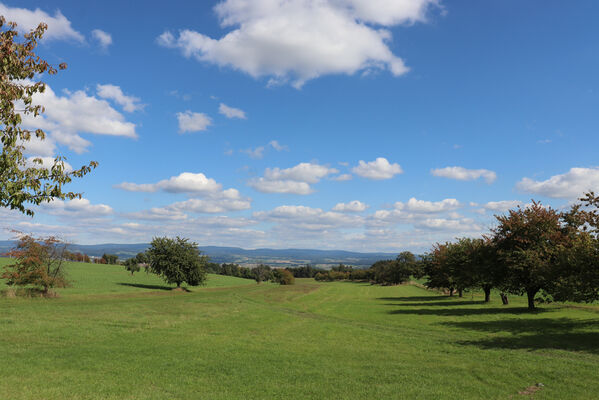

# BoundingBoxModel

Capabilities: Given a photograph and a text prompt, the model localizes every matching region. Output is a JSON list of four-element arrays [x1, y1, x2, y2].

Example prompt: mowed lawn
[[1, 260, 598, 399]]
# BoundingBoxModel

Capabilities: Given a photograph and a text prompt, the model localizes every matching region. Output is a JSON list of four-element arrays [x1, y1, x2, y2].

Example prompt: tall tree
[[0, 18, 97, 216], [492, 201, 568, 310]]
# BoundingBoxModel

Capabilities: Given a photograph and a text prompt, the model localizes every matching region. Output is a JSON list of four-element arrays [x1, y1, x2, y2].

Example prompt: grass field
[[1, 259, 598, 399]]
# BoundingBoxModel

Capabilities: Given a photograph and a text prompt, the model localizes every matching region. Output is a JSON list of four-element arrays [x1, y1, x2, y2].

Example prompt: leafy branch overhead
[[0, 16, 97, 216]]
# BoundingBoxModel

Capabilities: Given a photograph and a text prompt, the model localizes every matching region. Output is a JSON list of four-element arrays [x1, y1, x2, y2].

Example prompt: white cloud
[[395, 198, 461, 213], [264, 162, 338, 183], [115, 172, 221, 194], [250, 162, 338, 194], [332, 174, 353, 181], [177, 111, 212, 133], [219, 103, 247, 119], [516, 167, 599, 199], [269, 140, 288, 151], [333, 200, 368, 212], [91, 29, 112, 49], [479, 200, 523, 213], [157, 0, 438, 87], [168, 196, 251, 213], [41, 198, 113, 218], [249, 178, 313, 195], [20, 83, 137, 154], [254, 205, 361, 231], [352, 157, 402, 180], [96, 84, 143, 112], [415, 217, 481, 232], [431, 166, 497, 184], [0, 3, 84, 42]]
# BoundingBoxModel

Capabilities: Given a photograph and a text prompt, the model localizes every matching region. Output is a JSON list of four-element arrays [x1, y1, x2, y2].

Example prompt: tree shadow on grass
[[443, 318, 599, 354], [382, 300, 487, 307], [387, 307, 548, 317], [118, 283, 173, 291], [377, 296, 453, 302]]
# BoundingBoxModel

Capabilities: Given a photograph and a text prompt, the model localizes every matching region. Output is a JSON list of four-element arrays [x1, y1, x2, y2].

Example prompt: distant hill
[[0, 241, 396, 268]]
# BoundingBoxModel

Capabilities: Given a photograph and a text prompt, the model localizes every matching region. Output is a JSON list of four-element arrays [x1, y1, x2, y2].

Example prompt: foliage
[[147, 236, 207, 287], [0, 17, 97, 216], [1, 234, 68, 294], [252, 264, 272, 284], [287, 264, 325, 278], [272, 268, 295, 285], [101, 254, 118, 265]]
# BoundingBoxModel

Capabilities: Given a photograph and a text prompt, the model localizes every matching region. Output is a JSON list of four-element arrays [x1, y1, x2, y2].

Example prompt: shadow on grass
[[118, 283, 173, 291], [378, 296, 453, 302], [383, 300, 487, 307], [443, 318, 599, 354], [387, 307, 548, 316]]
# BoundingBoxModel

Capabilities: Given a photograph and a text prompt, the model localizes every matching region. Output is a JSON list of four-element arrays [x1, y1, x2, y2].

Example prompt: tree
[[1, 234, 68, 295], [147, 237, 207, 288], [492, 201, 569, 310], [252, 264, 272, 284], [273, 269, 295, 285], [101, 254, 118, 265], [0, 18, 97, 216]]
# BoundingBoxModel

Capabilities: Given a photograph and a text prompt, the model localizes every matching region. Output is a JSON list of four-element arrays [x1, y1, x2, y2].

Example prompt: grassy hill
[[0, 259, 598, 399]]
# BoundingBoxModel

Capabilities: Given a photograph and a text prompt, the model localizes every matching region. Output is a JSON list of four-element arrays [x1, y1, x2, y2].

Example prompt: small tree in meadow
[[1, 234, 69, 295], [147, 236, 207, 288], [273, 269, 295, 285]]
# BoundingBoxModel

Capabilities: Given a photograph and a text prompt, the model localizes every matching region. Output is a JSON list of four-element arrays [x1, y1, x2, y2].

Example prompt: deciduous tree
[[147, 237, 207, 288], [0, 18, 97, 216]]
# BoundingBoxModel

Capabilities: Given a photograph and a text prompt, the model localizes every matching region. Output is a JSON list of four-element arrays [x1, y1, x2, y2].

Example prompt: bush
[[273, 269, 295, 285]]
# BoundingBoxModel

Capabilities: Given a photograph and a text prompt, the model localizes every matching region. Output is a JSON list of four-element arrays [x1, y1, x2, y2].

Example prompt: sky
[[1, 0, 598, 252]]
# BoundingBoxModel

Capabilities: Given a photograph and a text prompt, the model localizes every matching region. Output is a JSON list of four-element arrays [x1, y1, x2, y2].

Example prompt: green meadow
[[1, 259, 598, 399]]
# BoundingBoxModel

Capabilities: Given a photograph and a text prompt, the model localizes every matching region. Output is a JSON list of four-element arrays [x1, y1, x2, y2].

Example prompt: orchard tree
[[252, 264, 272, 284], [147, 237, 207, 288], [0, 18, 97, 216], [492, 201, 569, 310], [1, 234, 69, 294], [273, 269, 295, 285]]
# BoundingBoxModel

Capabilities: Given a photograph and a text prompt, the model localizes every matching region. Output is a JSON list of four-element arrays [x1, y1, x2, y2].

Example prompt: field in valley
[[0, 259, 598, 399]]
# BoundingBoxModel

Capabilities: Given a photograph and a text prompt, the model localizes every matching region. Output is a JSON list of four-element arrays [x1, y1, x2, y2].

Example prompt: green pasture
[[0, 259, 598, 399]]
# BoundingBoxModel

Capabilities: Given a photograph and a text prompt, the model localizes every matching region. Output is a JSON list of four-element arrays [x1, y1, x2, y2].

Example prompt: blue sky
[[2, 0, 598, 251]]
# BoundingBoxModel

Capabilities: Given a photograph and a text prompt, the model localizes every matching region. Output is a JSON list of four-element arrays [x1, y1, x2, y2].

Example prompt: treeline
[[206, 263, 295, 285], [418, 193, 599, 310]]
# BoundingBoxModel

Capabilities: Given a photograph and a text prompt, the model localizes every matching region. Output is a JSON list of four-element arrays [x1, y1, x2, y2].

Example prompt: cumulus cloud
[[91, 29, 112, 49], [516, 167, 599, 199], [41, 198, 113, 218], [115, 172, 221, 194], [20, 83, 138, 154], [333, 200, 368, 212], [477, 200, 523, 214], [352, 157, 402, 180], [0, 3, 84, 42], [219, 103, 247, 119], [249, 162, 338, 194], [431, 166, 497, 184], [157, 0, 439, 87], [96, 84, 144, 112], [395, 198, 461, 213], [177, 111, 212, 133]]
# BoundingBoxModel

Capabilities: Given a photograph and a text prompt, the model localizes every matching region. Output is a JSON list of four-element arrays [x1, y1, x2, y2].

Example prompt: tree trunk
[[177, 282, 181, 288], [458, 289, 463, 298], [449, 288, 454, 297], [527, 289, 538, 310], [500, 293, 509, 305], [484, 286, 491, 303]]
